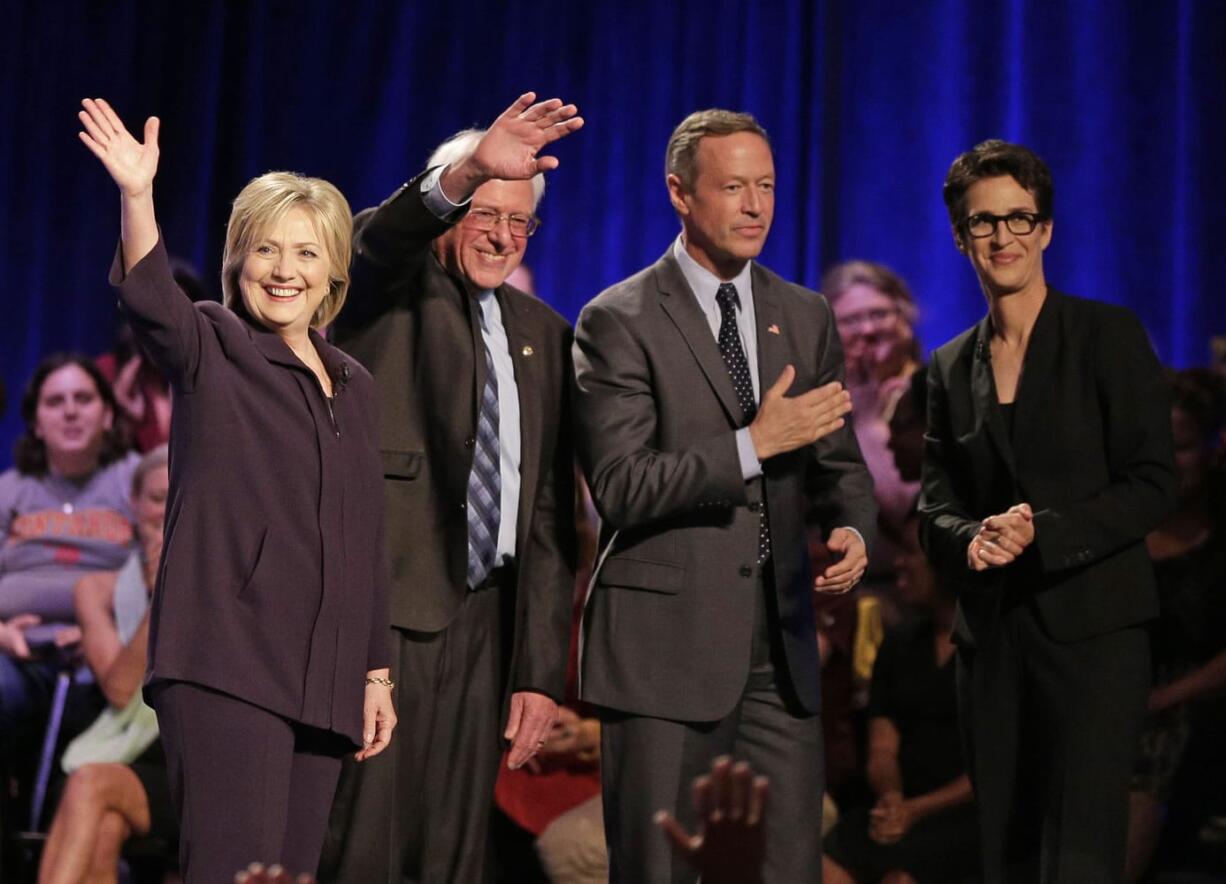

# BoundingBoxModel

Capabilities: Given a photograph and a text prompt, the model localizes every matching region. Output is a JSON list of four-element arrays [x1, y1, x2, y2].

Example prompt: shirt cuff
[[839, 526, 866, 550], [420, 164, 470, 220], [735, 428, 763, 481]]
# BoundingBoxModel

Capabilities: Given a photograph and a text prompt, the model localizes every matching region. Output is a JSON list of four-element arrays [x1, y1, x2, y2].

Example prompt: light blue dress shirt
[[672, 236, 764, 481]]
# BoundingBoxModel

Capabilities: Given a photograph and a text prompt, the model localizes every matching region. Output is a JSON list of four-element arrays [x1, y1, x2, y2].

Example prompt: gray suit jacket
[[331, 172, 577, 703], [573, 249, 876, 721]]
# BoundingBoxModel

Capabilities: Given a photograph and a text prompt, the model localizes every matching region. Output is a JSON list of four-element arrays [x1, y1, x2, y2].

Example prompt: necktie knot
[[716, 283, 741, 316]]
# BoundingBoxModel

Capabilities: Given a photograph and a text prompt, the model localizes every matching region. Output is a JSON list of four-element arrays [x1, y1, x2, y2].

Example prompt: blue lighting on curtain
[[1, 1, 1222, 467]]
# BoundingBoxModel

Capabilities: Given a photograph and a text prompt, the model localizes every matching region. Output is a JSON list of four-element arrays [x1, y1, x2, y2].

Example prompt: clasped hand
[[868, 790, 914, 844], [967, 503, 1035, 571]]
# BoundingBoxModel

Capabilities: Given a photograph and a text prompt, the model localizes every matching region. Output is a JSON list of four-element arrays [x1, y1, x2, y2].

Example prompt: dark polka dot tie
[[716, 283, 771, 564]]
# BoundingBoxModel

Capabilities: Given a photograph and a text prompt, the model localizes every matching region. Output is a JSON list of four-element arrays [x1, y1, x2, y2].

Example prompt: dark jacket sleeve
[[918, 351, 986, 578], [340, 170, 465, 329], [572, 300, 747, 530], [109, 237, 206, 392], [512, 326, 578, 700], [1029, 308, 1176, 571]]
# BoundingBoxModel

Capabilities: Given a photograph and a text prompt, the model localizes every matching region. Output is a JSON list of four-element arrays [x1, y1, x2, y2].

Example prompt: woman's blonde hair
[[221, 171, 353, 330]]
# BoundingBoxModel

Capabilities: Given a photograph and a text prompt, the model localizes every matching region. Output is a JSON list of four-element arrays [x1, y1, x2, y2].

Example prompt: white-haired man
[[319, 93, 583, 884]]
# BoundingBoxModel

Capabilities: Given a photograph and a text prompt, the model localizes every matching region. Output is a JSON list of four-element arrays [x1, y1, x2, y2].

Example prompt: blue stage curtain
[[2, 0, 1222, 464]]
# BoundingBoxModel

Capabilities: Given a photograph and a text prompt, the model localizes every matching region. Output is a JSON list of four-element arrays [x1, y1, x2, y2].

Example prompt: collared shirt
[[672, 235, 763, 481], [422, 167, 521, 564]]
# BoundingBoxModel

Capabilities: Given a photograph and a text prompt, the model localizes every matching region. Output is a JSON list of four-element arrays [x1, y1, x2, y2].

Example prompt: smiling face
[[238, 206, 331, 342], [432, 178, 534, 293], [34, 363, 113, 475], [669, 132, 775, 280], [956, 175, 1051, 299]]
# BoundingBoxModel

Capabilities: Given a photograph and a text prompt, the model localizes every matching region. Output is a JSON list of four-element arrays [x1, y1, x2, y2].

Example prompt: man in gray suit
[[573, 109, 877, 883], [319, 93, 582, 883]]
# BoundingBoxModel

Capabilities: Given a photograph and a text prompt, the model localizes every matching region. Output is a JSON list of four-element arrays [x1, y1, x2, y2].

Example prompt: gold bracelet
[[365, 676, 395, 687]]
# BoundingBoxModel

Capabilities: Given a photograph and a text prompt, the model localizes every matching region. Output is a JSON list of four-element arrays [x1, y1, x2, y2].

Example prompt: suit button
[[464, 437, 475, 448], [739, 565, 753, 577], [748, 502, 761, 513]]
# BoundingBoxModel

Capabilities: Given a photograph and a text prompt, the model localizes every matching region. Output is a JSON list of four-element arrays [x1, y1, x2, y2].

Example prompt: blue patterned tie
[[716, 283, 771, 564], [467, 305, 501, 588]]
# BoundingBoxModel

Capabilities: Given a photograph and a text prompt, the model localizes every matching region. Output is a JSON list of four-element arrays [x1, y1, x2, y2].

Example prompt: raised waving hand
[[441, 92, 584, 202], [78, 98, 160, 268]]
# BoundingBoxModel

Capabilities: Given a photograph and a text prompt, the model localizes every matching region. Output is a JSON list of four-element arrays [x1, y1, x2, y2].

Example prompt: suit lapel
[[654, 253, 744, 425], [496, 287, 542, 555], [750, 263, 786, 400], [971, 317, 1017, 477], [1011, 289, 1060, 452]]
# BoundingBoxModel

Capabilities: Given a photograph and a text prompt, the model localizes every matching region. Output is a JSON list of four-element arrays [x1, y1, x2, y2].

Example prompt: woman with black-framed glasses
[[919, 139, 1176, 882]]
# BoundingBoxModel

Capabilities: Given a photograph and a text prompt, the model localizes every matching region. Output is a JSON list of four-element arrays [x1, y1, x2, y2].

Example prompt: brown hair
[[821, 260, 919, 328], [666, 109, 770, 191], [221, 172, 353, 329], [14, 353, 127, 475], [942, 139, 1054, 229]]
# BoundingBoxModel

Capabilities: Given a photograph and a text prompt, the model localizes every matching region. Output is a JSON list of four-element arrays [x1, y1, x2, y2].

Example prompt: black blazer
[[330, 173, 577, 703], [919, 289, 1176, 646], [573, 250, 877, 721], [113, 240, 390, 748]]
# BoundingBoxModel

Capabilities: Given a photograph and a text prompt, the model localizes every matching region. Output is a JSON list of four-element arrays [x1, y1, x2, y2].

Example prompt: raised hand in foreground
[[655, 756, 769, 884]]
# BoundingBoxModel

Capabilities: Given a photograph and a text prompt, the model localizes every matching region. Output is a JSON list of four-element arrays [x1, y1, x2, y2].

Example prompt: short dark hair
[[14, 353, 127, 475], [943, 139, 1054, 228], [666, 109, 770, 191]]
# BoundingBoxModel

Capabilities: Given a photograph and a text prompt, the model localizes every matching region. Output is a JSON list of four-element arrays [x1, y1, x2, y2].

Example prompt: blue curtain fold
[[2, 0, 1222, 466]]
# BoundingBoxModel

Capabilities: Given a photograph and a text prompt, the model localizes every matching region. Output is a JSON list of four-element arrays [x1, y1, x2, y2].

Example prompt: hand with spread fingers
[[815, 526, 868, 594], [749, 365, 853, 461], [967, 502, 1034, 571], [655, 756, 768, 884], [440, 92, 584, 202]]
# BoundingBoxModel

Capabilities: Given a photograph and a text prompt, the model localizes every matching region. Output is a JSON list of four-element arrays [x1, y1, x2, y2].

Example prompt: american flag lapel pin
[[767, 323, 781, 335]]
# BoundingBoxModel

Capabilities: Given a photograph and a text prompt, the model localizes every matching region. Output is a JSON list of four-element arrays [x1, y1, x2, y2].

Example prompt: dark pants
[[957, 602, 1150, 884], [153, 680, 348, 883], [599, 575, 824, 884], [320, 577, 512, 884]]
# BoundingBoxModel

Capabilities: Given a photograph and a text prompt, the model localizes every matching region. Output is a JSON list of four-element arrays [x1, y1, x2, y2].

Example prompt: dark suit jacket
[[919, 289, 1176, 647], [330, 173, 576, 702], [573, 250, 877, 721], [112, 240, 389, 748]]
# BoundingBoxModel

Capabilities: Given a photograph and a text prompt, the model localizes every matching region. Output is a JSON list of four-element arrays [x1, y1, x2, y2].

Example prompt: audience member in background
[[0, 354, 137, 746], [1126, 369, 1226, 881], [96, 261, 206, 454], [38, 446, 175, 884], [822, 512, 978, 884], [823, 261, 921, 590], [656, 756, 769, 884]]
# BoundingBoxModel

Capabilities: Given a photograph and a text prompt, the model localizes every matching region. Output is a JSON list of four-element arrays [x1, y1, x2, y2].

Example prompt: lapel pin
[[767, 324, 781, 335], [521, 345, 535, 357]]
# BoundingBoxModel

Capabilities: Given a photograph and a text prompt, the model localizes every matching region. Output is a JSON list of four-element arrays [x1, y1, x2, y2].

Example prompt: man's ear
[[666, 173, 689, 217]]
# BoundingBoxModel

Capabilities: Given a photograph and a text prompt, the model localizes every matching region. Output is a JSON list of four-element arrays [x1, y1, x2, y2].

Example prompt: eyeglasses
[[836, 306, 898, 332], [961, 211, 1046, 239], [464, 207, 540, 238]]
